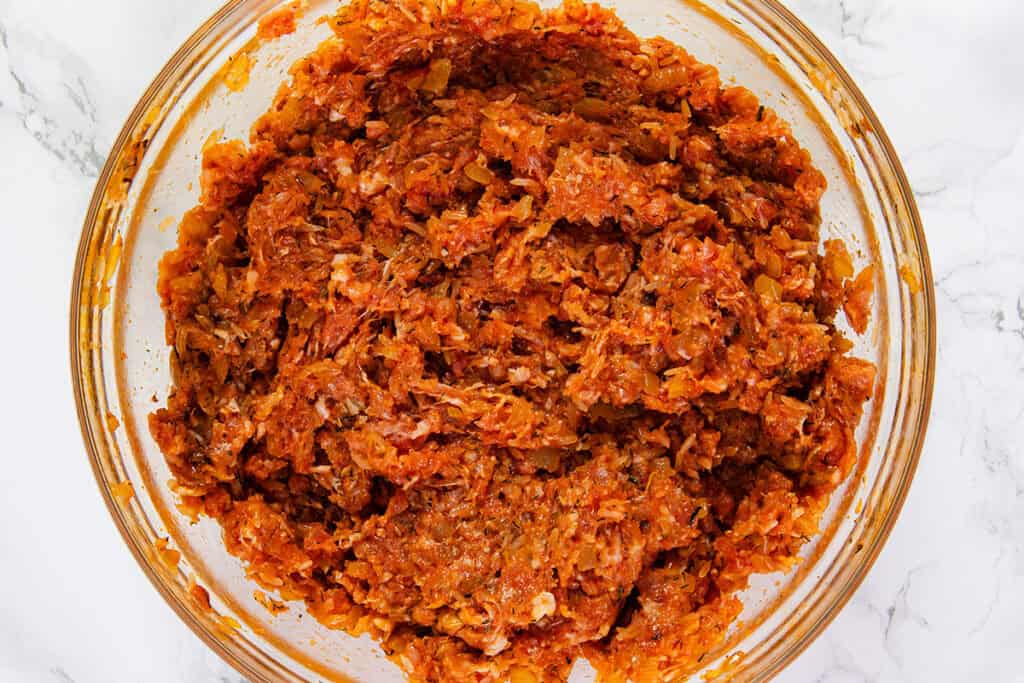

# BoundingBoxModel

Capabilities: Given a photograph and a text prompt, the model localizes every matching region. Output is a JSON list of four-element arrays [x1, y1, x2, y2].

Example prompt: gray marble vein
[[0, 21, 104, 176]]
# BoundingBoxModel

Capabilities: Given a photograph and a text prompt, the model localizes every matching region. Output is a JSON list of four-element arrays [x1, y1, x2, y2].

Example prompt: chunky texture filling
[[150, 1, 876, 681]]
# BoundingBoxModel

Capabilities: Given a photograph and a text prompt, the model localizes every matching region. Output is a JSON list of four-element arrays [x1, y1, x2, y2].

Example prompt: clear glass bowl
[[70, 0, 935, 680]]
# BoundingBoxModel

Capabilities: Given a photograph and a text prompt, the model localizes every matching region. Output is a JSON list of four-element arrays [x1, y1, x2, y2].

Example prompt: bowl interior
[[72, 0, 934, 680]]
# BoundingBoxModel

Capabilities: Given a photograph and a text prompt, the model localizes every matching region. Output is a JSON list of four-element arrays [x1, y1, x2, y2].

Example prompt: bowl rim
[[69, 0, 936, 680], [725, 2, 936, 677]]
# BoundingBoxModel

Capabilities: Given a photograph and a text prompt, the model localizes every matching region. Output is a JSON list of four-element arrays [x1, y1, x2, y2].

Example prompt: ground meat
[[149, 1, 876, 681]]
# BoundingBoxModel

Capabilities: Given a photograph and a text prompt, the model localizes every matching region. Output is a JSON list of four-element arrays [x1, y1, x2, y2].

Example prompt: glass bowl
[[70, 0, 935, 680]]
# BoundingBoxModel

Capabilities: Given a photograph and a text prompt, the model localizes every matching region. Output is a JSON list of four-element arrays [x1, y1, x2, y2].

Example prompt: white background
[[1, 0, 1022, 681]]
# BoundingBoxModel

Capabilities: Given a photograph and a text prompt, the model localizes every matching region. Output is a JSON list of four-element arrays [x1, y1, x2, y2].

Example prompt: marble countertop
[[1, 0, 1021, 681]]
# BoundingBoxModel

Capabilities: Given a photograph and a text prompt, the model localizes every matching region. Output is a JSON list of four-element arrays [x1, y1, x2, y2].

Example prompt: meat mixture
[[150, 1, 876, 681]]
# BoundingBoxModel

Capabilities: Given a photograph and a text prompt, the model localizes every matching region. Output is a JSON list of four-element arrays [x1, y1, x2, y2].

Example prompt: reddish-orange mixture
[[150, 1, 876, 681]]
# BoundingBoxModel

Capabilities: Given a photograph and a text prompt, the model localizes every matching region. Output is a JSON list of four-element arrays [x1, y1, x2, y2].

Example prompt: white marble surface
[[0, 0, 1021, 681]]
